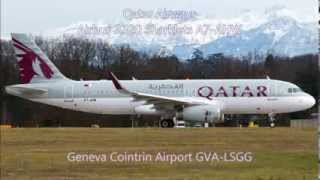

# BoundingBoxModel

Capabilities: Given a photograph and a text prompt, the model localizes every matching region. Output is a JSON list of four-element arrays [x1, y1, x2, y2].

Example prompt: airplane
[[5, 33, 316, 128]]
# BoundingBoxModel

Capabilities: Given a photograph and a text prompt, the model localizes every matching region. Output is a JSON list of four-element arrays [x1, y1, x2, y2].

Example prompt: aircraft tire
[[270, 122, 276, 128], [160, 119, 174, 128]]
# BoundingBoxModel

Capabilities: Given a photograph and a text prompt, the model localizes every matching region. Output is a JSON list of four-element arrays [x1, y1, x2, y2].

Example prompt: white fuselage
[[6, 79, 316, 118], [8, 33, 317, 124]]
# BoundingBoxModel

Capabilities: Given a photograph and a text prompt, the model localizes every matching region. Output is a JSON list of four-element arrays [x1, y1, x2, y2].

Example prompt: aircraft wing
[[108, 72, 206, 106]]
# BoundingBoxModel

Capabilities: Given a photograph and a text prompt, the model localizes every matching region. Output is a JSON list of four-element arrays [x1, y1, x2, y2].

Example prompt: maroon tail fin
[[11, 33, 67, 83]]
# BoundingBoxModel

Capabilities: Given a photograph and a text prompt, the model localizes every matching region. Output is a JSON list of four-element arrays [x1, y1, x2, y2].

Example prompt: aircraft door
[[64, 85, 74, 102], [268, 83, 276, 96]]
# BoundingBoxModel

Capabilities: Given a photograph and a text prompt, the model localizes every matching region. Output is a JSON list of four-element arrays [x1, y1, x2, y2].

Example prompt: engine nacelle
[[135, 104, 163, 115], [183, 104, 223, 123]]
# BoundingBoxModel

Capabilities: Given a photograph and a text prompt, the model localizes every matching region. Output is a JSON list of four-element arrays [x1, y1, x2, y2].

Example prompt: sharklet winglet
[[108, 72, 130, 94]]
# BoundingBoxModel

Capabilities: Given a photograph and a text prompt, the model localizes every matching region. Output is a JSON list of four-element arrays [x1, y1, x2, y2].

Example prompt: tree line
[[0, 36, 318, 127]]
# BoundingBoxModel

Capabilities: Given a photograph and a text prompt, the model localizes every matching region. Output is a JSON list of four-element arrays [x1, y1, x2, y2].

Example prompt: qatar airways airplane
[[5, 33, 316, 127]]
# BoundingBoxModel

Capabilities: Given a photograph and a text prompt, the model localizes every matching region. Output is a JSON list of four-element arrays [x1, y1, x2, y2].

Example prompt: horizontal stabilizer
[[6, 85, 48, 96]]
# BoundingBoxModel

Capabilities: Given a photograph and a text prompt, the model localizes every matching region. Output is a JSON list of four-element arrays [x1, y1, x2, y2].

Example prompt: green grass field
[[0, 128, 317, 180]]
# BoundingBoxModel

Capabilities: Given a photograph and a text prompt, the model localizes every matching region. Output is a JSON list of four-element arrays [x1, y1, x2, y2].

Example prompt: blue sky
[[1, 0, 317, 38]]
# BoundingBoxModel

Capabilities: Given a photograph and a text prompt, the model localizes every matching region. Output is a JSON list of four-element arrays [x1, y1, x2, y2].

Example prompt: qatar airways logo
[[197, 86, 267, 100], [12, 38, 54, 83]]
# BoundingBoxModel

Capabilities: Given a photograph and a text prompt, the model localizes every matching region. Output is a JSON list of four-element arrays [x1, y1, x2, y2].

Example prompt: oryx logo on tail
[[11, 33, 68, 84], [12, 36, 55, 84]]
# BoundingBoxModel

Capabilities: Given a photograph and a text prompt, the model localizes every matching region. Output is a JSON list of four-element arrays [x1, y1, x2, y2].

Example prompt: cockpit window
[[288, 88, 301, 93]]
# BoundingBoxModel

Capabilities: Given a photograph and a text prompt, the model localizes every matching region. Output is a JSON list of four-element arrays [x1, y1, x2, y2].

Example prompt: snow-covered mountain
[[43, 6, 317, 60], [198, 17, 317, 59]]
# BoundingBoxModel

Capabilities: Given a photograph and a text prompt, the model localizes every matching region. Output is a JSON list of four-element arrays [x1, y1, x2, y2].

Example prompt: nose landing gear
[[268, 113, 276, 128], [270, 121, 275, 128]]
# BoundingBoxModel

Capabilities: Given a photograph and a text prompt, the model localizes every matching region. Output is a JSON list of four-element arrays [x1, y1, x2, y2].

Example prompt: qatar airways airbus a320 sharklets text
[[5, 33, 316, 127]]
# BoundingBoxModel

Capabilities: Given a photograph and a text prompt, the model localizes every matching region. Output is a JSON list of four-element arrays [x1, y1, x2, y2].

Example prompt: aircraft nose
[[304, 94, 316, 108]]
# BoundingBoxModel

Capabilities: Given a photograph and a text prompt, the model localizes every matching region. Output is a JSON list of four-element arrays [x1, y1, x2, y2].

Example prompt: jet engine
[[182, 104, 223, 123]]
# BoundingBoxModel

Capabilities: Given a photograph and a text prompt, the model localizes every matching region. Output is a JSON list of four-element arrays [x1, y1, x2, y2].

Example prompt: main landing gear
[[268, 113, 276, 128], [160, 108, 182, 128], [160, 119, 175, 128]]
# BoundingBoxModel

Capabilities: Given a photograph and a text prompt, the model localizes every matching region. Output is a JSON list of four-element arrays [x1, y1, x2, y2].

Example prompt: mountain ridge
[[38, 7, 318, 60]]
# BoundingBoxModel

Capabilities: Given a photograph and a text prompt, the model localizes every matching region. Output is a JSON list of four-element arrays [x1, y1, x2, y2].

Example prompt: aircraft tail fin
[[11, 33, 68, 84]]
